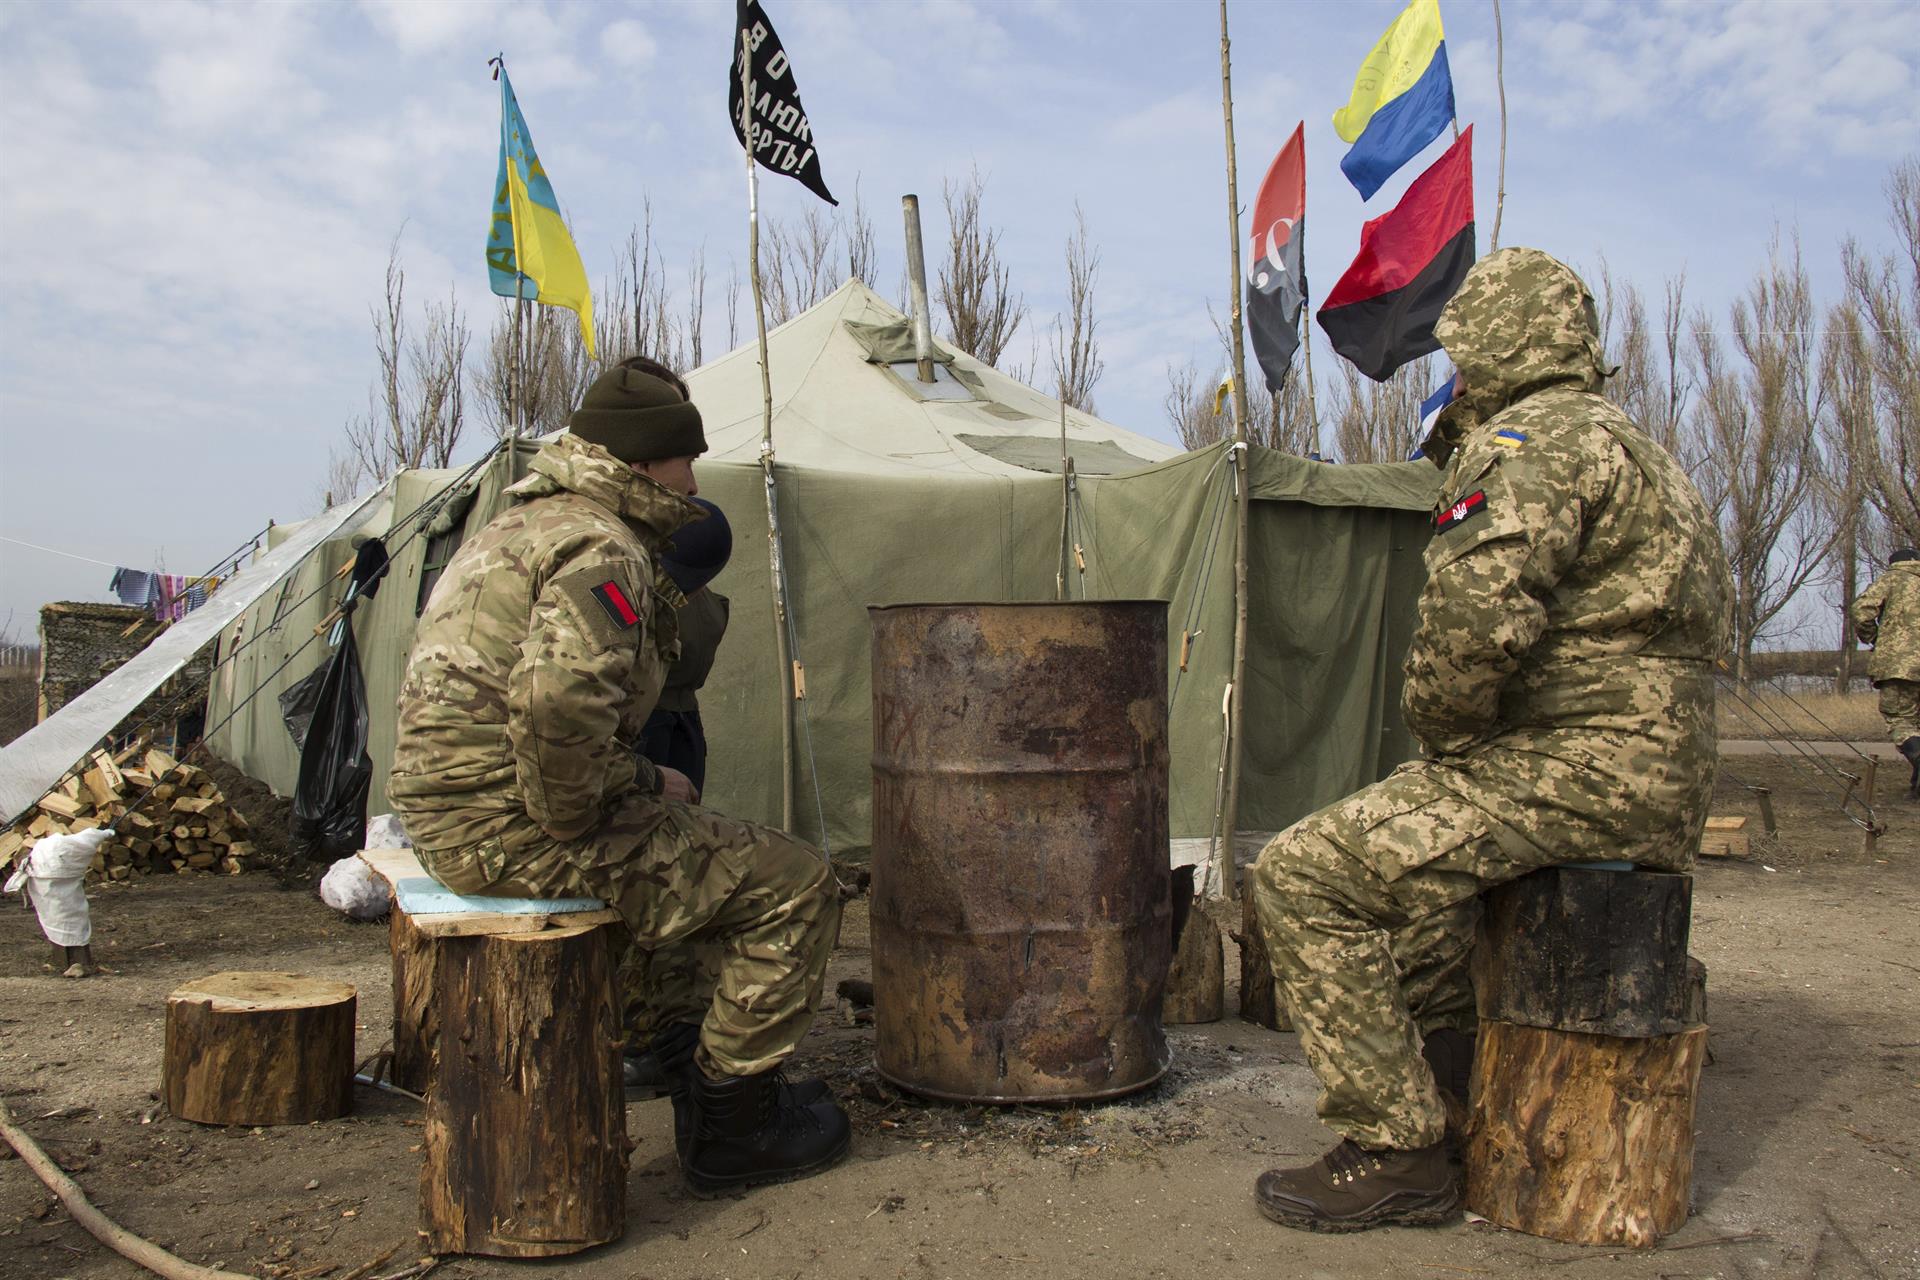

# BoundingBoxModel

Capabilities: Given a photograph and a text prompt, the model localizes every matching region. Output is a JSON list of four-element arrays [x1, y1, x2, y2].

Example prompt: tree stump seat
[[1465, 862, 1707, 1249], [357, 847, 627, 1258], [164, 971, 356, 1126]]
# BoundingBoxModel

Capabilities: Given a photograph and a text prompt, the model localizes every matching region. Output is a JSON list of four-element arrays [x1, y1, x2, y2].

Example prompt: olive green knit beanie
[[569, 357, 707, 463]]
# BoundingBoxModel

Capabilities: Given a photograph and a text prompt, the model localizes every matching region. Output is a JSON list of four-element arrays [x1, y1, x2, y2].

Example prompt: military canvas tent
[[208, 280, 1440, 865]]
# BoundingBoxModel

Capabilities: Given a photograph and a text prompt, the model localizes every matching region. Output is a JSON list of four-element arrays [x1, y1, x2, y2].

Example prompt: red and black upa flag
[[1317, 125, 1475, 382], [729, 0, 836, 205], [1247, 124, 1308, 392]]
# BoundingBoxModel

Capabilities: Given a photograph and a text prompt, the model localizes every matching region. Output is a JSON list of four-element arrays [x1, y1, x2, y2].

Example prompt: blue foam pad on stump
[[393, 876, 606, 917]]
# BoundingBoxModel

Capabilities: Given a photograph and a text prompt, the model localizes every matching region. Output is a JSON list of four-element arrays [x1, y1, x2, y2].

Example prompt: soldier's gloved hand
[[657, 766, 700, 805]]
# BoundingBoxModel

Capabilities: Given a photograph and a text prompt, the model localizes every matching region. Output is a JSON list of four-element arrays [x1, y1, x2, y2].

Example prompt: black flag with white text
[[729, 0, 836, 205]]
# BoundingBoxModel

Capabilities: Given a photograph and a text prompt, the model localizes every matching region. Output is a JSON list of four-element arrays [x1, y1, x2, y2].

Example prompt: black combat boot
[[641, 1023, 830, 1159], [1900, 736, 1920, 800], [1254, 1139, 1460, 1232], [681, 1066, 851, 1196], [1420, 1027, 1477, 1143]]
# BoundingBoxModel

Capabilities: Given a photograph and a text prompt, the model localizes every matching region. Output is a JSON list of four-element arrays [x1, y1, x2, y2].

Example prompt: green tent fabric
[[208, 281, 1442, 864]]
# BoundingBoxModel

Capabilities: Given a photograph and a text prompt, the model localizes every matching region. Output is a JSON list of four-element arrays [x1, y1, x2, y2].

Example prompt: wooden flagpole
[[1058, 382, 1071, 600], [1300, 304, 1320, 456], [1216, 0, 1252, 905], [1491, 0, 1508, 249], [742, 25, 797, 829]]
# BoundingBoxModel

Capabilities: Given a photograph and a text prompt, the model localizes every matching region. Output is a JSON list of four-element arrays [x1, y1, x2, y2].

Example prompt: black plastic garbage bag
[[278, 664, 326, 753], [287, 538, 391, 864], [289, 616, 373, 865]]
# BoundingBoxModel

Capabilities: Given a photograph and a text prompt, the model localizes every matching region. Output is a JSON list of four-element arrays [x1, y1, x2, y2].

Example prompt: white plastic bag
[[319, 854, 391, 920], [3, 829, 114, 947], [363, 813, 412, 849]]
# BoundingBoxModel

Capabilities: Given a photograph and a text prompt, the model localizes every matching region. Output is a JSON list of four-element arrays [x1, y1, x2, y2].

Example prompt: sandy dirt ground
[[3, 753, 1917, 1280]]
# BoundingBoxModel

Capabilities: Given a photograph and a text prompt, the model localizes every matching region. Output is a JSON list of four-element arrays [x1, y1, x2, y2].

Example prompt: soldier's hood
[[1890, 560, 1920, 583], [506, 433, 704, 545], [1431, 247, 1609, 435]]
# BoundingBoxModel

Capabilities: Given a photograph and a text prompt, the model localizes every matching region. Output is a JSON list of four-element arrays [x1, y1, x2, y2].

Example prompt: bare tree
[[1050, 204, 1104, 414], [685, 246, 708, 369], [937, 167, 1027, 367], [759, 207, 838, 325], [331, 236, 471, 497], [726, 257, 742, 351], [1687, 233, 1839, 682], [1821, 291, 1887, 690], [1598, 262, 1692, 466], [1326, 354, 1433, 463], [845, 180, 877, 289], [1166, 359, 1224, 451], [1838, 156, 1920, 550]]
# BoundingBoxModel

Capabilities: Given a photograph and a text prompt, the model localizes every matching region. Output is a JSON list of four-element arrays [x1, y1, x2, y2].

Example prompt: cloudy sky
[[1, 0, 1916, 634]]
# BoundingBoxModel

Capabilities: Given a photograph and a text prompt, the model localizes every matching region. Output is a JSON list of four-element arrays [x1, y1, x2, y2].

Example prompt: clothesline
[[0, 536, 122, 570]]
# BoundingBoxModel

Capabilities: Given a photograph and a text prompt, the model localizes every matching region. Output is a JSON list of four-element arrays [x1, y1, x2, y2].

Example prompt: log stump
[[390, 907, 437, 1094], [421, 921, 627, 1257], [1474, 865, 1694, 1037], [164, 972, 355, 1126], [1236, 893, 1291, 1031], [1164, 897, 1223, 1024], [1466, 1019, 1707, 1247], [1465, 864, 1704, 1248]]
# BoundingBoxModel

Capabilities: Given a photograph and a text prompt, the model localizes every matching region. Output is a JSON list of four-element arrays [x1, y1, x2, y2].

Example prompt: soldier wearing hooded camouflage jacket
[[1249, 248, 1733, 1233], [389, 358, 849, 1195], [1851, 549, 1920, 797]]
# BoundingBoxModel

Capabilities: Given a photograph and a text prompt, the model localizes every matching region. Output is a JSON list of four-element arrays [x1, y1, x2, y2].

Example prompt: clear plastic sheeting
[[0, 492, 382, 827]]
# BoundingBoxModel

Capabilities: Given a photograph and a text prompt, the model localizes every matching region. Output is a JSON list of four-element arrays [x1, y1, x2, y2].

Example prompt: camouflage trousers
[[1251, 755, 1681, 1151], [423, 794, 838, 1079], [1877, 679, 1920, 744]]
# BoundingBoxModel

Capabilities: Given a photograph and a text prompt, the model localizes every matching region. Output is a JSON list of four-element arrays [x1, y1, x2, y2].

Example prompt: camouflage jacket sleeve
[[1402, 423, 1609, 756], [1852, 576, 1887, 646], [506, 557, 654, 840]]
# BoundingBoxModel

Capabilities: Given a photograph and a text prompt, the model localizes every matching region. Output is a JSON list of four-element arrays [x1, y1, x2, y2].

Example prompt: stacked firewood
[[0, 742, 255, 880]]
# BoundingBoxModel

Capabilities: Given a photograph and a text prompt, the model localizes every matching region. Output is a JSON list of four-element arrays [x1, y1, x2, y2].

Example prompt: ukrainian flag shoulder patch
[[1493, 428, 1527, 449]]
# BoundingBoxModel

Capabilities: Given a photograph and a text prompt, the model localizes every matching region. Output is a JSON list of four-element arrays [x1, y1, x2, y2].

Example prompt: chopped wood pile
[[0, 743, 255, 880]]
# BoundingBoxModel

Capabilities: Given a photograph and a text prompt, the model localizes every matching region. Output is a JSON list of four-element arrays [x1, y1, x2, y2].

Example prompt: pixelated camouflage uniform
[[388, 433, 837, 1078], [1850, 560, 1920, 743], [1251, 248, 1733, 1151]]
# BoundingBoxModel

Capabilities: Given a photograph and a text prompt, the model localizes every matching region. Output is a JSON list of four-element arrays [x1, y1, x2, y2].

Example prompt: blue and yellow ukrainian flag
[[486, 70, 594, 355], [1332, 0, 1457, 202]]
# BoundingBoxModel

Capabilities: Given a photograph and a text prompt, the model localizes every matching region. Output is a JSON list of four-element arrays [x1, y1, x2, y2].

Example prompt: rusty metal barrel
[[868, 601, 1172, 1104]]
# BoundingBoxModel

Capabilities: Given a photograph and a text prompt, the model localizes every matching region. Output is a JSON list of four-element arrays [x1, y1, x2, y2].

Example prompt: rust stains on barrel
[[868, 601, 1172, 1104]]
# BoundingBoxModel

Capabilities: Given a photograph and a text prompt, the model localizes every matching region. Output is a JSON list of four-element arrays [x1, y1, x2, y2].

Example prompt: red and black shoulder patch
[[590, 579, 641, 629], [1435, 490, 1487, 533]]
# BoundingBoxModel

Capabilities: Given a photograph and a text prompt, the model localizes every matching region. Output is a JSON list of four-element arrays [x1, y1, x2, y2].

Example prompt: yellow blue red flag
[[486, 68, 595, 355], [1332, 0, 1456, 201]]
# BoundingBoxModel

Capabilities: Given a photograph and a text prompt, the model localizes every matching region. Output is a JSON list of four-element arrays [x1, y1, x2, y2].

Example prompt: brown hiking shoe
[[1254, 1139, 1460, 1232]]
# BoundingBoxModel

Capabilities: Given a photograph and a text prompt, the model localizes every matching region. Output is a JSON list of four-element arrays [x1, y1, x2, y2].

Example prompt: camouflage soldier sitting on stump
[[1851, 547, 1920, 799], [1249, 248, 1732, 1232], [388, 356, 849, 1196]]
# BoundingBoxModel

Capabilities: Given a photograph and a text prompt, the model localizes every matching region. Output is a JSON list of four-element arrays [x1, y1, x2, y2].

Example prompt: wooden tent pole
[[1491, 0, 1509, 250], [1217, 0, 1252, 903], [1058, 385, 1071, 600], [742, 28, 797, 829], [1300, 302, 1321, 456]]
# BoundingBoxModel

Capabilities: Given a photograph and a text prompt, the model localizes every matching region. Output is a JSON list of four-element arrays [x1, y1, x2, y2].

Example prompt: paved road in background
[[1721, 739, 1898, 757]]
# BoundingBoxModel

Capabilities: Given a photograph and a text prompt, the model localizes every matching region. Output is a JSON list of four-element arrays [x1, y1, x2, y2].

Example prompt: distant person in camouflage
[[1248, 248, 1733, 1233], [1852, 547, 1920, 798], [388, 356, 849, 1195], [624, 496, 735, 1095]]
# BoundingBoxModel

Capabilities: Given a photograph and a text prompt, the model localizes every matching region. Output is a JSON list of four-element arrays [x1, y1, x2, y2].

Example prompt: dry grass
[[1717, 682, 1885, 741]]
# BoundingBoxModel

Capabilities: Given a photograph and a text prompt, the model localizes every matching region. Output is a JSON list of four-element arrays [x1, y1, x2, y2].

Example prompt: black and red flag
[[1317, 125, 1475, 382], [1246, 123, 1307, 392], [729, 0, 836, 205]]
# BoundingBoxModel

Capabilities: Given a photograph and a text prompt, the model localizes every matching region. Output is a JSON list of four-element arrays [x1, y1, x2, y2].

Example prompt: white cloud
[[601, 17, 657, 68]]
